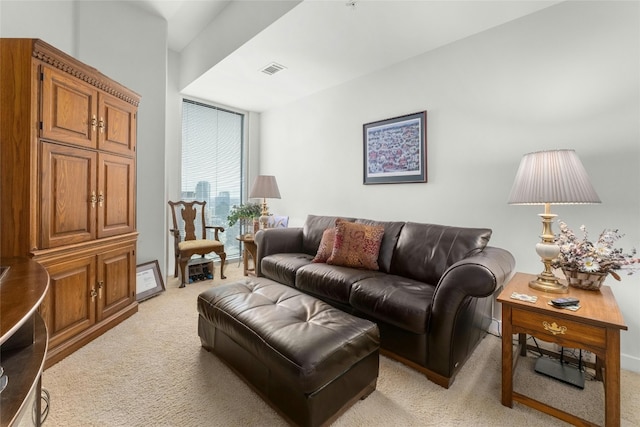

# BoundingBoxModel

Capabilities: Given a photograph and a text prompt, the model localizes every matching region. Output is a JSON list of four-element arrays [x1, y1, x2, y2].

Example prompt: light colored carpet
[[43, 263, 640, 426]]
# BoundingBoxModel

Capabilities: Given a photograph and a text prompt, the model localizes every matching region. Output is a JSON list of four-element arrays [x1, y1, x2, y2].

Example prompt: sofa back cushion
[[302, 215, 355, 255], [355, 219, 405, 273], [391, 222, 492, 284]]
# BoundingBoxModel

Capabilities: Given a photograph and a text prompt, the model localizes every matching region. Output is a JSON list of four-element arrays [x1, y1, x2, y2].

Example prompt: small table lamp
[[249, 175, 281, 229], [508, 149, 600, 293]]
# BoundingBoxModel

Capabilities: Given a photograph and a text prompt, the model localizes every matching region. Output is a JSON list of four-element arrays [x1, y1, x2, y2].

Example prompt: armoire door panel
[[43, 256, 96, 349], [41, 65, 97, 149], [97, 245, 135, 321], [40, 142, 97, 248], [98, 94, 136, 156], [98, 153, 134, 238]]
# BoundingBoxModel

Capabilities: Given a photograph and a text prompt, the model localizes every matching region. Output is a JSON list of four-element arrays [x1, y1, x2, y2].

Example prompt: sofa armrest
[[254, 228, 304, 276], [433, 246, 515, 304], [427, 246, 515, 377]]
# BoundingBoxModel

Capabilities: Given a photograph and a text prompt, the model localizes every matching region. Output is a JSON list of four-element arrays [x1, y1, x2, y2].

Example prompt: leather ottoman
[[197, 277, 380, 427]]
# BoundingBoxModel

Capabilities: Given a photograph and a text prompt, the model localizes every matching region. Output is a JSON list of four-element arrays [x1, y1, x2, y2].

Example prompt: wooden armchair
[[168, 200, 226, 287]]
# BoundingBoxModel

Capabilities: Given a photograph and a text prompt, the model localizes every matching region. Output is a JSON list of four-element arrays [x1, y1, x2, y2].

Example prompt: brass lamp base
[[528, 203, 568, 294], [258, 198, 270, 230], [529, 273, 568, 294]]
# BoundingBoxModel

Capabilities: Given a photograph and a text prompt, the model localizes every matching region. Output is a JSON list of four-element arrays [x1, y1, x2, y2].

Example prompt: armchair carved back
[[168, 200, 218, 242]]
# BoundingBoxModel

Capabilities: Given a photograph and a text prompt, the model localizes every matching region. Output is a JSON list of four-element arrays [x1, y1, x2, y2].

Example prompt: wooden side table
[[498, 272, 627, 427], [236, 235, 257, 276]]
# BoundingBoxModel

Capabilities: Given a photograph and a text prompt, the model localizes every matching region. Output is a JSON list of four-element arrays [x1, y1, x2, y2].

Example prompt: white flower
[[594, 243, 612, 257], [582, 257, 600, 272]]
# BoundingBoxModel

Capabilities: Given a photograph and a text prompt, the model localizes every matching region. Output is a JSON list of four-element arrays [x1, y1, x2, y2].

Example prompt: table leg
[[595, 354, 604, 382], [243, 247, 249, 276], [501, 305, 513, 407], [519, 333, 527, 356], [604, 329, 621, 427]]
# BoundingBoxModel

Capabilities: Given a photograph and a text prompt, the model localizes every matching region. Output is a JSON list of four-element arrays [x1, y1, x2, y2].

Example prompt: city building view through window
[[181, 99, 244, 259]]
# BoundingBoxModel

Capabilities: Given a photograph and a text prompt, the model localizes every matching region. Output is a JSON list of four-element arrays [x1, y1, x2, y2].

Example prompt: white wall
[[260, 1, 640, 371], [0, 1, 74, 52], [0, 0, 169, 276], [166, 50, 183, 277]]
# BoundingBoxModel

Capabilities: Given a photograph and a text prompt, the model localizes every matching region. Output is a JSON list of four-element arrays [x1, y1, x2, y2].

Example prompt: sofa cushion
[[327, 221, 385, 270], [391, 222, 491, 285], [295, 263, 383, 304], [302, 215, 355, 255], [355, 219, 405, 273], [312, 227, 336, 263], [260, 253, 313, 287], [350, 275, 435, 334]]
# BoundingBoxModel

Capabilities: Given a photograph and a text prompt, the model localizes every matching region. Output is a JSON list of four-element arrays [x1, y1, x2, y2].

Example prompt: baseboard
[[622, 353, 640, 373], [488, 318, 501, 337]]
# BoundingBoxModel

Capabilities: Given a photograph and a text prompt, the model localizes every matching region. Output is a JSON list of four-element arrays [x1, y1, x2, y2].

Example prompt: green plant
[[227, 203, 261, 227]]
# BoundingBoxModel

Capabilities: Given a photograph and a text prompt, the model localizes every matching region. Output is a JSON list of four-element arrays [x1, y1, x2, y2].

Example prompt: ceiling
[[130, 0, 561, 112], [127, 0, 232, 52]]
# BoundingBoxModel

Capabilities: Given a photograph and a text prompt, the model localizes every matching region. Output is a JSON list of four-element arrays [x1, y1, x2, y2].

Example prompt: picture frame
[[136, 260, 165, 302], [363, 111, 427, 184]]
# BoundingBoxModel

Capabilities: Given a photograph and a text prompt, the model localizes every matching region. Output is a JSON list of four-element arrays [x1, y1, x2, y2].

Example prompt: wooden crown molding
[[32, 39, 141, 107]]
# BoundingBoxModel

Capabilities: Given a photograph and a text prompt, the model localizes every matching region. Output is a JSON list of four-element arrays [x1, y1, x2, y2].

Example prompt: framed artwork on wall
[[363, 111, 427, 184]]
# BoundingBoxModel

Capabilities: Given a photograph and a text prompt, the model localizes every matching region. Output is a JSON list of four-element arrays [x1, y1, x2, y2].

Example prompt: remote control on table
[[551, 297, 580, 307]]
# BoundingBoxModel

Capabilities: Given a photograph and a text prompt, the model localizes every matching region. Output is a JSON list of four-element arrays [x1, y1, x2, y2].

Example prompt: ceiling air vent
[[260, 62, 287, 76]]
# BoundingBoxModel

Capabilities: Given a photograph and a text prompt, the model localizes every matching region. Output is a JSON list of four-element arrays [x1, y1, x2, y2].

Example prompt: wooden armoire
[[0, 39, 140, 368]]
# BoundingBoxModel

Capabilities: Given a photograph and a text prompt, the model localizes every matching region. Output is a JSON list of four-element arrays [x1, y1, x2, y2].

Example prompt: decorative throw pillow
[[312, 227, 336, 263], [327, 221, 385, 270]]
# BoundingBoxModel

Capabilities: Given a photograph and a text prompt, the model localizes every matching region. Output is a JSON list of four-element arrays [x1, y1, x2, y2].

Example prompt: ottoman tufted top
[[198, 278, 380, 393]]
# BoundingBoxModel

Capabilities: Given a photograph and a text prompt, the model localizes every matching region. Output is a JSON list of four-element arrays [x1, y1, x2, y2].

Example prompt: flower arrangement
[[553, 220, 640, 281]]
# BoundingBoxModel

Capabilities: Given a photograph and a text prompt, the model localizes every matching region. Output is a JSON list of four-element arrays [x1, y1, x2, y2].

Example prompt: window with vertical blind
[[181, 99, 244, 259]]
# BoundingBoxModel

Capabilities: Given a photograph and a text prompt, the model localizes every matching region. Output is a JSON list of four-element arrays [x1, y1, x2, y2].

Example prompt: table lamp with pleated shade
[[508, 149, 601, 293], [249, 175, 281, 229]]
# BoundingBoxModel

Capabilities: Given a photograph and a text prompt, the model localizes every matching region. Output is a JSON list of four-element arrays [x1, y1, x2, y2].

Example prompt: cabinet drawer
[[512, 308, 606, 349]]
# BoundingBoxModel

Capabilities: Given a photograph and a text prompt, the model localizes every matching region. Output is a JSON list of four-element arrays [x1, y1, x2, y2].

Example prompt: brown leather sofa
[[255, 214, 515, 388]]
